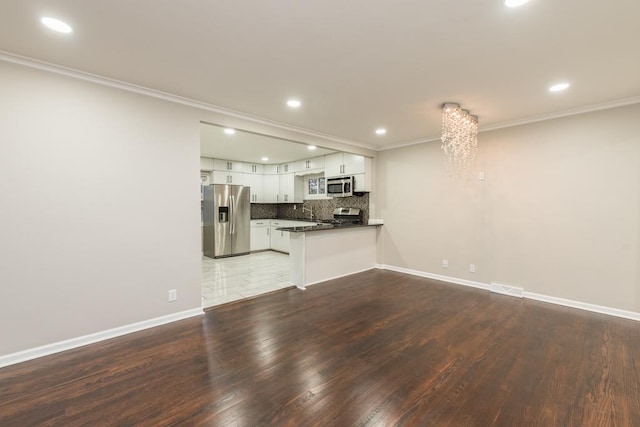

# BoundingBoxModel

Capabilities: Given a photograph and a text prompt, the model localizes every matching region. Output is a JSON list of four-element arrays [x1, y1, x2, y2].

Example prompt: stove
[[330, 207, 362, 225]]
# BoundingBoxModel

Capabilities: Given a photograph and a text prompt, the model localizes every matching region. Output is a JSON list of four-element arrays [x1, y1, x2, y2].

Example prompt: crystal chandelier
[[441, 103, 479, 174]]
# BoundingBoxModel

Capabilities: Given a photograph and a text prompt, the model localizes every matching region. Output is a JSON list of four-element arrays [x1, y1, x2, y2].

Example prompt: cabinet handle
[[267, 228, 270, 235]]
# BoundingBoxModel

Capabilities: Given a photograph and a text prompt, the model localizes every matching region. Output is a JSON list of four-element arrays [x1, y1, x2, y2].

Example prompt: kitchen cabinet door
[[243, 163, 264, 174], [342, 153, 365, 175], [279, 173, 303, 203], [213, 159, 242, 172], [244, 173, 264, 203], [250, 225, 270, 251], [307, 156, 325, 170], [295, 156, 325, 174], [263, 174, 280, 203], [324, 153, 343, 177], [270, 227, 290, 253], [212, 171, 244, 185], [278, 162, 295, 174], [200, 157, 215, 171]]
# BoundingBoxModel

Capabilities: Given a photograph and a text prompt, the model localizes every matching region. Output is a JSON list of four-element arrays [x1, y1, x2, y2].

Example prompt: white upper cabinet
[[200, 157, 215, 171], [211, 170, 244, 185], [277, 162, 295, 174], [324, 153, 368, 177], [324, 153, 343, 177], [263, 174, 280, 203], [342, 153, 366, 175], [263, 164, 279, 175], [295, 156, 325, 175], [213, 159, 243, 172], [279, 173, 303, 203], [243, 163, 264, 174], [243, 173, 264, 203]]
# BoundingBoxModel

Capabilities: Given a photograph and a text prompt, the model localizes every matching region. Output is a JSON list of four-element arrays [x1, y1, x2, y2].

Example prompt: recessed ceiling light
[[504, 0, 530, 7], [41, 17, 73, 34], [287, 99, 301, 108], [223, 128, 235, 135], [375, 128, 387, 135], [308, 145, 317, 150], [261, 157, 269, 161], [549, 82, 570, 92]]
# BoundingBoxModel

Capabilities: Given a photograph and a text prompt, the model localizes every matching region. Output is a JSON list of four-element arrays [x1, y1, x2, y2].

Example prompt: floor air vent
[[490, 283, 524, 298]]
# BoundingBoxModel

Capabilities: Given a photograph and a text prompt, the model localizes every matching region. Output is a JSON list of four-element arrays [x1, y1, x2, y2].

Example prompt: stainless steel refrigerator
[[203, 184, 251, 258]]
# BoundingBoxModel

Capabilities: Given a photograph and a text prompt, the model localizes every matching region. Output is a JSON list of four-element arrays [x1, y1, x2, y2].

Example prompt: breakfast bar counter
[[282, 224, 382, 289]]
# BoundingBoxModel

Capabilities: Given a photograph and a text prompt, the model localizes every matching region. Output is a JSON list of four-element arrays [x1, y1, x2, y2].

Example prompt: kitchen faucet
[[302, 203, 314, 220]]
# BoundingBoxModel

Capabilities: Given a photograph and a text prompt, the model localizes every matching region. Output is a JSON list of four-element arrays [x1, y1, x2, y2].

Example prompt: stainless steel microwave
[[326, 176, 353, 197]]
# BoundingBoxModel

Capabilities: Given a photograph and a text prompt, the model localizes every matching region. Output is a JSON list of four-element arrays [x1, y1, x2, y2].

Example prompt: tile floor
[[202, 251, 292, 308]]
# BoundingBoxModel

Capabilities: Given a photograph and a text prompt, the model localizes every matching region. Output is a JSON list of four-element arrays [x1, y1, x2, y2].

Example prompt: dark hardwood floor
[[1, 269, 639, 426]]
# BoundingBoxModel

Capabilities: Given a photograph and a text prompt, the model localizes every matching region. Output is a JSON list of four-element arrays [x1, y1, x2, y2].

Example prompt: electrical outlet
[[293, 204, 297, 210], [479, 171, 486, 181], [168, 289, 177, 302], [442, 259, 448, 268], [469, 264, 476, 273]]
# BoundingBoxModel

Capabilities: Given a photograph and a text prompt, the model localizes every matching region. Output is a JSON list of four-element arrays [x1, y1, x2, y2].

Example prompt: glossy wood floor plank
[[1, 269, 639, 426]]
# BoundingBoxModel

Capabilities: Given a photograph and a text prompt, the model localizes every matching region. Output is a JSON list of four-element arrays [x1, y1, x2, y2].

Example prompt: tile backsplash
[[250, 203, 278, 219], [251, 193, 370, 224]]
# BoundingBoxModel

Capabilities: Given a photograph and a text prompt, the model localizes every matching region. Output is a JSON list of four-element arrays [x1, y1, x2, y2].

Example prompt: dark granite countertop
[[277, 223, 382, 233]]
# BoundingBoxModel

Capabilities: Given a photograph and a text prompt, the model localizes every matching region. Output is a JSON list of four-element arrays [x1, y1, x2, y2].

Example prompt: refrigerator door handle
[[229, 195, 235, 234]]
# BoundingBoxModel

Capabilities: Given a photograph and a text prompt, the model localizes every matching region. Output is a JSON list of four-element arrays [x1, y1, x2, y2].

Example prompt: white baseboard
[[378, 264, 490, 291], [524, 291, 640, 322], [490, 282, 524, 298], [376, 264, 640, 322], [0, 308, 203, 369]]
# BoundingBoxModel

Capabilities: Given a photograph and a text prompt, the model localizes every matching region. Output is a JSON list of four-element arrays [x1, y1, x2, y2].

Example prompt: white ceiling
[[200, 122, 335, 164], [1, 0, 639, 151]]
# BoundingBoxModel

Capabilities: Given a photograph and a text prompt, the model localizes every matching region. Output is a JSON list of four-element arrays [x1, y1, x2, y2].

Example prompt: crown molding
[[3, 50, 638, 154], [478, 95, 640, 133], [0, 50, 374, 152], [378, 95, 640, 151]]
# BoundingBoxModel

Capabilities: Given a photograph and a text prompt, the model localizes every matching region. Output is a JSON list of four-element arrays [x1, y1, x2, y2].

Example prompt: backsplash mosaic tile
[[250, 193, 370, 224], [250, 203, 278, 219]]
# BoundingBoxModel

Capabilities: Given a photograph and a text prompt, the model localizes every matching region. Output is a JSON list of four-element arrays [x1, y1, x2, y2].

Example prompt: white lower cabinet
[[269, 220, 288, 253], [250, 220, 270, 251], [270, 228, 290, 253], [251, 219, 321, 254]]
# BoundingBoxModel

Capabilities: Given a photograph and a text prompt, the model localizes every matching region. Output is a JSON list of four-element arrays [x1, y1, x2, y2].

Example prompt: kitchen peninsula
[[278, 223, 382, 289]]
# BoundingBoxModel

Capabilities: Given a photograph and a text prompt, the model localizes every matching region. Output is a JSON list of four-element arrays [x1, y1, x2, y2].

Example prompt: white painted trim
[[490, 282, 524, 298], [0, 308, 203, 369], [4, 51, 638, 155], [479, 96, 640, 133], [304, 266, 377, 288], [0, 50, 371, 151], [377, 264, 640, 322], [377, 96, 640, 151], [378, 264, 490, 291], [524, 292, 640, 322]]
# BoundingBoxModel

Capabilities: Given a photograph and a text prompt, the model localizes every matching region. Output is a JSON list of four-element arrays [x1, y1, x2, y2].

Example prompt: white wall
[[0, 58, 372, 358], [376, 104, 640, 313], [0, 61, 205, 355]]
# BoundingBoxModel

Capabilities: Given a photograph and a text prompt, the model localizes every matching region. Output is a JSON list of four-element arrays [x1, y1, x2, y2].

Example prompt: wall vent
[[490, 283, 524, 298]]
